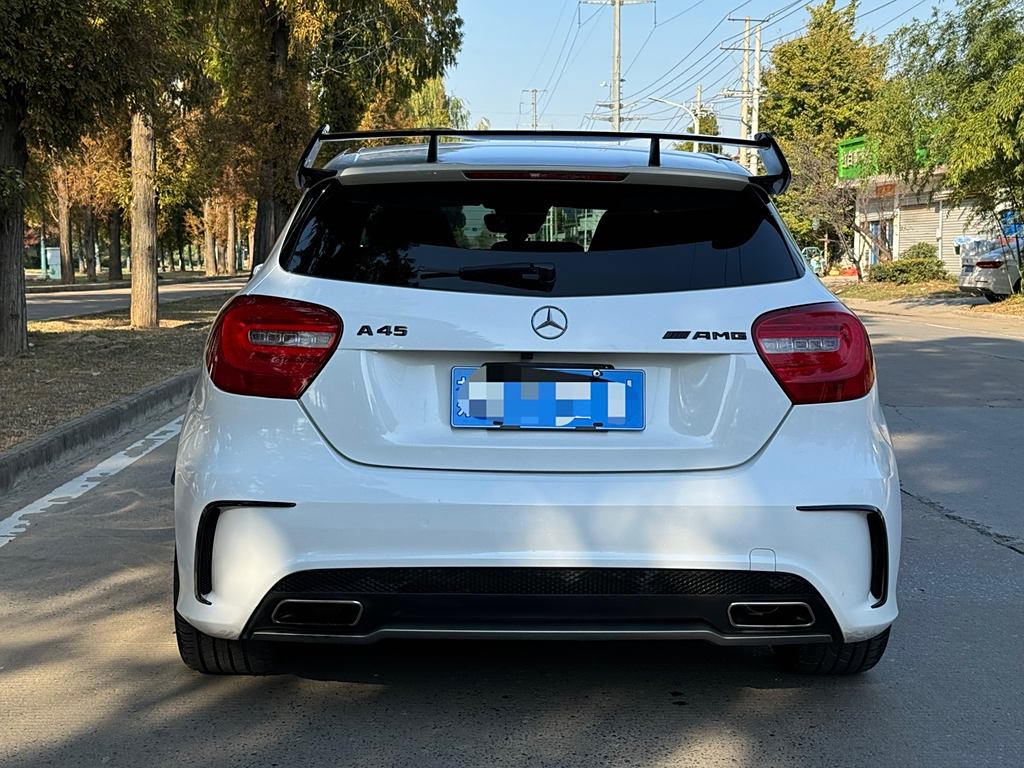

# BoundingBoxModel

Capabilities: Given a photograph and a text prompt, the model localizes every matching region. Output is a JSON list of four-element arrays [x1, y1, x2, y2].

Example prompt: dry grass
[[831, 279, 960, 301], [968, 294, 1024, 316], [0, 296, 226, 453]]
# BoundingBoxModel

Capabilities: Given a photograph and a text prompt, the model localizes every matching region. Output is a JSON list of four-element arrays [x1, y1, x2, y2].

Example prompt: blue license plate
[[451, 365, 645, 430]]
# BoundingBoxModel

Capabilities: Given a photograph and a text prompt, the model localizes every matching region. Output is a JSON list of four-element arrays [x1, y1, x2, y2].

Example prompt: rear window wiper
[[416, 262, 556, 291]]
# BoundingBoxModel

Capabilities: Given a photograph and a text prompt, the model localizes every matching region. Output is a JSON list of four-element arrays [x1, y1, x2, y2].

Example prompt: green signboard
[[837, 136, 876, 180]]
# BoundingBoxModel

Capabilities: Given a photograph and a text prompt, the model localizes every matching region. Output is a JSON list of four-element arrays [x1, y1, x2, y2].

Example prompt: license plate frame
[[451, 364, 645, 431]]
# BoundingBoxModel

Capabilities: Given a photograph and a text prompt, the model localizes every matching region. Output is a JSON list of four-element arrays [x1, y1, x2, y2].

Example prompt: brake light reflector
[[975, 260, 1004, 268], [753, 302, 874, 404], [206, 295, 342, 398], [463, 170, 628, 181]]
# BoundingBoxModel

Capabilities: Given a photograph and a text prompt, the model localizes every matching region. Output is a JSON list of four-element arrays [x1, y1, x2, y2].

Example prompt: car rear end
[[173, 135, 900, 674], [959, 243, 1020, 299]]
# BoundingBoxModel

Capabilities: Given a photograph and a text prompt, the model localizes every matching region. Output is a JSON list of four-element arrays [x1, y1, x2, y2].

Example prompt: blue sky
[[446, 0, 949, 132]]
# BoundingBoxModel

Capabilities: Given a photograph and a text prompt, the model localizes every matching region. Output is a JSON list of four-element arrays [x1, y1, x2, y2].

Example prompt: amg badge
[[663, 330, 748, 340]]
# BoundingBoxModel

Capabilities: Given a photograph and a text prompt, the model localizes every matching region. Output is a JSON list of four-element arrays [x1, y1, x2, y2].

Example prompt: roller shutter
[[898, 203, 939, 259]]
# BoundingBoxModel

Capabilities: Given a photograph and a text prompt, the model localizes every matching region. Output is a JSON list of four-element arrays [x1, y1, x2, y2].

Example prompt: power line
[[624, 0, 713, 75], [621, 0, 805, 105], [866, 0, 931, 36], [536, 3, 587, 100], [539, 5, 607, 118], [526, 0, 572, 86], [617, 0, 752, 103]]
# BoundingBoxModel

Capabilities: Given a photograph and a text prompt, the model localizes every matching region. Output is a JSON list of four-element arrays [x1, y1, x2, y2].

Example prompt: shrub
[[900, 242, 938, 260], [869, 257, 948, 284]]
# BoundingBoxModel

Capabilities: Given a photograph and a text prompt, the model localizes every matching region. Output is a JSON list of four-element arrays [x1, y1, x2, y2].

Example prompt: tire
[[773, 627, 891, 675], [173, 553, 277, 675], [984, 291, 1008, 303]]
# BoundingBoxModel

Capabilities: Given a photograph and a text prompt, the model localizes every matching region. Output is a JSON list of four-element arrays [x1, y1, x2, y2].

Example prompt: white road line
[[0, 416, 184, 549]]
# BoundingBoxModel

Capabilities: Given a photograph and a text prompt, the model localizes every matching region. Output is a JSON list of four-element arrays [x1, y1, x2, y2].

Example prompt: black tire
[[173, 553, 277, 675], [984, 291, 1008, 303], [773, 627, 891, 675]]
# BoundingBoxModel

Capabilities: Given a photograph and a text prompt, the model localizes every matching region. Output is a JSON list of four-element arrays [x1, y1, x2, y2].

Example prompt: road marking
[[0, 416, 184, 550]]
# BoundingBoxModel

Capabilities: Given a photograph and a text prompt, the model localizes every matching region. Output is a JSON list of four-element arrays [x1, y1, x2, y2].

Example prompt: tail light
[[975, 260, 1004, 268], [206, 295, 342, 398], [752, 302, 874, 405]]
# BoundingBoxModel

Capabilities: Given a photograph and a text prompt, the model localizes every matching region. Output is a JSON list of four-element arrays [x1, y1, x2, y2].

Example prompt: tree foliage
[[0, 0, 464, 355], [760, 1, 885, 253], [871, 0, 1024, 218], [761, 0, 885, 143]]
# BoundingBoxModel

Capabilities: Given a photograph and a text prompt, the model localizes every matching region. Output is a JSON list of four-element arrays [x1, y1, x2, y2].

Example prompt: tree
[[403, 77, 470, 129], [870, 0, 1024, 287], [210, 0, 463, 266], [131, 112, 159, 328], [759, 0, 885, 264], [0, 1, 168, 356]]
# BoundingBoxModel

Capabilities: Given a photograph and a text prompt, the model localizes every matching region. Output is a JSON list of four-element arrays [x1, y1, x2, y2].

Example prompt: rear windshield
[[280, 181, 802, 296]]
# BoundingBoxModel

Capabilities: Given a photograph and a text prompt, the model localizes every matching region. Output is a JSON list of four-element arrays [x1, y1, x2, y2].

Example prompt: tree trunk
[[83, 206, 97, 281], [253, 8, 290, 267], [0, 89, 29, 357], [203, 198, 217, 276], [108, 206, 123, 280], [225, 206, 237, 276], [247, 224, 255, 271], [130, 111, 158, 328], [56, 167, 75, 284]]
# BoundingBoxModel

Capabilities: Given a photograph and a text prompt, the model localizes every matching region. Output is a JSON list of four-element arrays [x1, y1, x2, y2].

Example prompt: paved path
[[0, 313, 1021, 767], [27, 279, 248, 321]]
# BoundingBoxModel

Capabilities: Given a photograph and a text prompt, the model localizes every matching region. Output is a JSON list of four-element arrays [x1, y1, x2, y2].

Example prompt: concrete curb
[[0, 368, 199, 497], [26, 275, 241, 294], [843, 299, 1024, 337]]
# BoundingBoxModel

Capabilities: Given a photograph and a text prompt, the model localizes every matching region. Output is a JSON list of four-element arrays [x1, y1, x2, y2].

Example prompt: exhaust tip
[[271, 599, 364, 627], [728, 601, 815, 630]]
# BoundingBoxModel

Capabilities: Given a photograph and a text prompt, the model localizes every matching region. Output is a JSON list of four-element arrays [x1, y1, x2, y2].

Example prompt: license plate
[[451, 365, 645, 430], [962, 265, 974, 273]]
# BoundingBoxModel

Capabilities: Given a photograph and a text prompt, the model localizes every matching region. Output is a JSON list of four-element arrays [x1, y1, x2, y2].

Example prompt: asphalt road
[[27, 279, 248, 321], [1, 311, 1022, 767]]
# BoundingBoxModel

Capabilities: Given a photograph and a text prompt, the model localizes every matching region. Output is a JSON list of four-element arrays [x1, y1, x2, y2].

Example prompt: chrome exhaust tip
[[728, 601, 815, 629], [271, 599, 364, 627]]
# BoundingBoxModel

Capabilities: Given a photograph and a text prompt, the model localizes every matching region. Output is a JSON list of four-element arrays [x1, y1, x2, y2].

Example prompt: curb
[[843, 300, 1024, 336], [0, 368, 199, 497], [26, 275, 242, 294]]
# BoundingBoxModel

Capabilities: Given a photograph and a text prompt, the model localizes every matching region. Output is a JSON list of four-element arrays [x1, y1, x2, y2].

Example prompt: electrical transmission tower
[[520, 89, 547, 129], [582, 0, 655, 131]]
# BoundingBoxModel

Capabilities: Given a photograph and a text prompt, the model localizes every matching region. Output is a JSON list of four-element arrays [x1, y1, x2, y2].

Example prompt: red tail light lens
[[206, 295, 342, 398], [753, 302, 874, 405], [975, 260, 1004, 268]]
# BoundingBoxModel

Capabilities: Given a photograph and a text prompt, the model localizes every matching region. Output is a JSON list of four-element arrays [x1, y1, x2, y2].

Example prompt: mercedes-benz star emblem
[[531, 306, 568, 339]]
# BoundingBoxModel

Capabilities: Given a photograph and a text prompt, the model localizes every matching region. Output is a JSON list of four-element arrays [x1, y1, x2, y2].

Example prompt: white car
[[958, 243, 1022, 302], [173, 129, 900, 676]]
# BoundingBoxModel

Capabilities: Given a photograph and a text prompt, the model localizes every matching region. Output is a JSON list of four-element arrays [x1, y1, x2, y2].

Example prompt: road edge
[[26, 275, 241, 294], [0, 368, 199, 497]]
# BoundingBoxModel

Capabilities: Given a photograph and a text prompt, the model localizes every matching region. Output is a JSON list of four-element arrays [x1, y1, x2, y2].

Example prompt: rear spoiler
[[294, 126, 791, 195]]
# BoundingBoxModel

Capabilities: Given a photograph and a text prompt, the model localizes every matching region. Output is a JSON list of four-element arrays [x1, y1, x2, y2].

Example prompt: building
[[838, 137, 988, 274]]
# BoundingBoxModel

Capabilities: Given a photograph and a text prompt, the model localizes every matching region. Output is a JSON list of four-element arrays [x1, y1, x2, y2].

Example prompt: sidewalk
[[842, 296, 1024, 337]]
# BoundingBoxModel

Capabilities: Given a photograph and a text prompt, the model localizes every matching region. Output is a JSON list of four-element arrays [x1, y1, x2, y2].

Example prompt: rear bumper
[[243, 567, 838, 646], [174, 373, 901, 645], [960, 271, 1011, 294]]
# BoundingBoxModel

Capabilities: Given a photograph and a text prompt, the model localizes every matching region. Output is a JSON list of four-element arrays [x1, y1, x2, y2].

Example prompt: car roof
[[323, 140, 751, 181]]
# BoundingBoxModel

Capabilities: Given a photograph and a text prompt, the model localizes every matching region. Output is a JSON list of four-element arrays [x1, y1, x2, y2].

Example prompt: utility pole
[[583, 0, 655, 131], [721, 17, 767, 172], [751, 23, 762, 156], [740, 17, 750, 168]]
